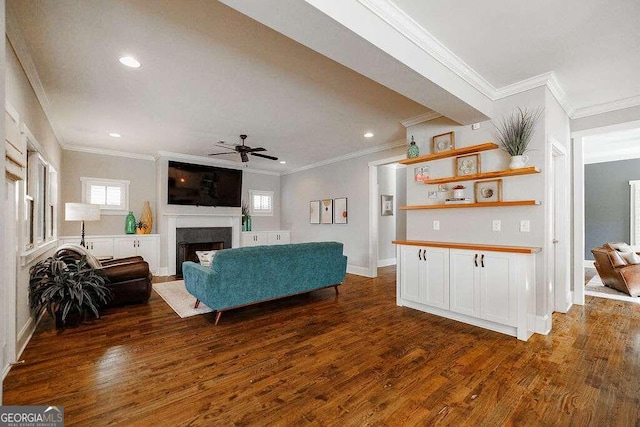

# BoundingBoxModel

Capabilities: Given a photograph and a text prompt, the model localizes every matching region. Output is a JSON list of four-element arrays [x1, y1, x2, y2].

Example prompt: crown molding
[[494, 71, 573, 116], [155, 151, 281, 176], [64, 144, 156, 161], [6, 10, 67, 148], [400, 111, 443, 127], [282, 138, 405, 176], [572, 95, 640, 120]]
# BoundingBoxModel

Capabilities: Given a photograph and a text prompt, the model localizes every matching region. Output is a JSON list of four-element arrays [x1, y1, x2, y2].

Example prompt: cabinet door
[[136, 237, 159, 274], [241, 232, 256, 247], [479, 252, 517, 326], [88, 238, 114, 258], [241, 232, 268, 247], [114, 237, 137, 259], [400, 246, 423, 304], [423, 247, 449, 309], [449, 249, 480, 317], [268, 231, 290, 245]]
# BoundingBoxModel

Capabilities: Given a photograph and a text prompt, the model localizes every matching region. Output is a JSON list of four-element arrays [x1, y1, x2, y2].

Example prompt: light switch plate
[[492, 220, 501, 232], [433, 220, 440, 230], [520, 220, 530, 232]]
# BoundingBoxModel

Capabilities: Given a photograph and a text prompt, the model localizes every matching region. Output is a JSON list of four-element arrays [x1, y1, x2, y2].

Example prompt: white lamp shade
[[65, 203, 101, 221]]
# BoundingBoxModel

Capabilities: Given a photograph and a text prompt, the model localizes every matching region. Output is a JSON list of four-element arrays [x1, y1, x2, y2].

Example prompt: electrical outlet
[[433, 220, 440, 230], [492, 220, 501, 232], [471, 123, 481, 130], [520, 220, 530, 232]]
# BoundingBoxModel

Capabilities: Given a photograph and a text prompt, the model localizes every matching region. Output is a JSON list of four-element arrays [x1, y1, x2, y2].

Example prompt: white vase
[[509, 155, 529, 169], [453, 189, 464, 199]]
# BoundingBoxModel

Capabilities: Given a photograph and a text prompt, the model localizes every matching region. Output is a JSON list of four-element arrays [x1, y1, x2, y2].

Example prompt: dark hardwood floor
[[4, 267, 640, 425]]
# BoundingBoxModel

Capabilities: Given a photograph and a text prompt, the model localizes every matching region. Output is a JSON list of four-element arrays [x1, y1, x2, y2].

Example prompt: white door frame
[[572, 119, 640, 305], [545, 137, 571, 313], [368, 155, 406, 278], [2, 179, 17, 390]]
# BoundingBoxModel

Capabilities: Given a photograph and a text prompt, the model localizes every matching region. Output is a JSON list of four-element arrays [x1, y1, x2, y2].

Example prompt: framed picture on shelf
[[414, 166, 429, 182], [321, 199, 333, 224], [432, 131, 455, 153], [475, 179, 503, 203], [309, 200, 320, 224], [334, 197, 348, 224], [455, 154, 480, 176], [381, 195, 394, 216]]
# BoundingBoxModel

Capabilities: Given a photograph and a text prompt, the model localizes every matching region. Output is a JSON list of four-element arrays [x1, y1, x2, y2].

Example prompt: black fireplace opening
[[176, 227, 232, 277]]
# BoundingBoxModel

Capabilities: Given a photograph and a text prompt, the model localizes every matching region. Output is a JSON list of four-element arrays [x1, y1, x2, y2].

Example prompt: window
[[249, 190, 274, 216], [81, 177, 130, 214]]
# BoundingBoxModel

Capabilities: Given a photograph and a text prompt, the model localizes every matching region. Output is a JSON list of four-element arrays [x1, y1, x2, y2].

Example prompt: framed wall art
[[455, 154, 480, 176], [432, 131, 455, 153], [321, 199, 333, 224], [334, 197, 348, 224], [309, 200, 320, 224], [381, 195, 394, 216], [414, 166, 429, 182], [474, 179, 503, 203]]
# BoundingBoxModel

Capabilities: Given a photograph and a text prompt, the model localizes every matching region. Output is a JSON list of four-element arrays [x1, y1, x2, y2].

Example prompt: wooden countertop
[[392, 240, 542, 254]]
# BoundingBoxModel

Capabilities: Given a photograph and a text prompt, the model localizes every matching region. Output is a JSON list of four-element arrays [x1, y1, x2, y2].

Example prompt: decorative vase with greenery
[[495, 107, 541, 169], [242, 202, 251, 232], [29, 254, 111, 328], [136, 221, 148, 234]]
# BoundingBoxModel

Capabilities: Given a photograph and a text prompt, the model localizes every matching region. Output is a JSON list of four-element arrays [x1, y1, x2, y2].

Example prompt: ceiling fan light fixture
[[119, 56, 141, 68], [279, 161, 286, 164], [109, 133, 121, 138]]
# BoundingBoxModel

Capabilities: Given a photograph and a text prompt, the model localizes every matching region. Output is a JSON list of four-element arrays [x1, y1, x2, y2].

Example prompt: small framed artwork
[[455, 154, 480, 176], [438, 184, 448, 192], [381, 195, 394, 216], [321, 199, 333, 224], [310, 201, 321, 224], [428, 191, 438, 199], [475, 179, 503, 203], [432, 131, 455, 153], [414, 166, 429, 182], [334, 197, 348, 224]]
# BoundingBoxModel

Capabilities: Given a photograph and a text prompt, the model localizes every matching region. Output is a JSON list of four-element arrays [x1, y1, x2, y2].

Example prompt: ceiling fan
[[208, 134, 278, 163]]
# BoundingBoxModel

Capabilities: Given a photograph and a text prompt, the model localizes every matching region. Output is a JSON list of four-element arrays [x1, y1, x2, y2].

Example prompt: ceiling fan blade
[[251, 152, 278, 161], [208, 151, 236, 156], [240, 152, 249, 162], [247, 147, 266, 153]]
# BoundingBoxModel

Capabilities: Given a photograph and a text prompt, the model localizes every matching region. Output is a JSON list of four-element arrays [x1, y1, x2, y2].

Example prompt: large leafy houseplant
[[29, 254, 111, 328], [495, 107, 542, 156]]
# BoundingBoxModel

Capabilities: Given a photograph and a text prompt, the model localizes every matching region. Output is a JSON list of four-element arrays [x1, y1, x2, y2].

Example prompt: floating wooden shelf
[[400, 200, 540, 210], [398, 142, 498, 165], [422, 167, 540, 185], [392, 240, 541, 254]]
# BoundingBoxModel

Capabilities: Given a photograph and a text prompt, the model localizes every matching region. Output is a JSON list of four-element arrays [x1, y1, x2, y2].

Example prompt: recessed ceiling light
[[119, 56, 141, 68], [364, 132, 374, 138], [109, 133, 121, 138], [279, 161, 287, 164]]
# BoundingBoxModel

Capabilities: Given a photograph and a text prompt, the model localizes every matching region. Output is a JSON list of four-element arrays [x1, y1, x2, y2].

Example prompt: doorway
[[2, 179, 18, 385]]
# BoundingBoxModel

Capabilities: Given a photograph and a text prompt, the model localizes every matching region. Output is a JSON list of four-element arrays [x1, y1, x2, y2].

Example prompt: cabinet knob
[[474, 254, 478, 267], [481, 254, 485, 268]]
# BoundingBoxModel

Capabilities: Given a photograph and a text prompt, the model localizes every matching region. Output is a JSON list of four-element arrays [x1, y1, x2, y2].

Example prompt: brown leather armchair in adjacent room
[[55, 244, 152, 307], [591, 243, 640, 297]]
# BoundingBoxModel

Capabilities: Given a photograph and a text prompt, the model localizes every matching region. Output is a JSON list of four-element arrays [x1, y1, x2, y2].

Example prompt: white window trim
[[81, 177, 130, 215], [249, 189, 274, 217], [630, 180, 640, 246]]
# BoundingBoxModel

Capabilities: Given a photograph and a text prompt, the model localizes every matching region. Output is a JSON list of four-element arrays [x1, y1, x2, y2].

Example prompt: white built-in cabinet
[[59, 234, 160, 274], [397, 242, 537, 341], [241, 230, 290, 247]]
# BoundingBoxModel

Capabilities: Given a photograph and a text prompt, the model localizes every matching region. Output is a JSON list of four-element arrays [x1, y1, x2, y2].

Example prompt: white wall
[[377, 164, 396, 264], [395, 167, 407, 241], [281, 146, 405, 273]]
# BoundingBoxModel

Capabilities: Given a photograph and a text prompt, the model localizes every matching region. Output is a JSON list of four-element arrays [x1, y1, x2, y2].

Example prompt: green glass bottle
[[407, 135, 419, 158], [125, 211, 136, 234]]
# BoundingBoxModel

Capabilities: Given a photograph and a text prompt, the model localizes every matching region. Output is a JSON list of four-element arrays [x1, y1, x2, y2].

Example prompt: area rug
[[585, 275, 639, 304], [152, 280, 214, 318]]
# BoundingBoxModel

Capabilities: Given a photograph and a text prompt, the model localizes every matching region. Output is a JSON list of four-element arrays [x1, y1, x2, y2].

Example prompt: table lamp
[[65, 203, 101, 247]]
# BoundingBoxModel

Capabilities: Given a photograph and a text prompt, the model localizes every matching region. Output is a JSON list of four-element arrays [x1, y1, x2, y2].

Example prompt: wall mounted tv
[[168, 161, 243, 207]]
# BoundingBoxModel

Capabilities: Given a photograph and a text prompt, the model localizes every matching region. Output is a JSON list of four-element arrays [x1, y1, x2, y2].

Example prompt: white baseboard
[[159, 267, 169, 276], [583, 259, 595, 268], [535, 314, 552, 335], [347, 264, 374, 277], [377, 258, 396, 267]]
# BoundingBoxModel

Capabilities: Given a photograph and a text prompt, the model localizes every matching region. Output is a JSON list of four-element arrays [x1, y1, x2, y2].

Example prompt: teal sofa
[[182, 242, 347, 324]]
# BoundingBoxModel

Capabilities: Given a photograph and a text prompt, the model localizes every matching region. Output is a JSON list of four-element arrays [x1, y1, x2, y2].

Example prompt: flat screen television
[[167, 161, 242, 207]]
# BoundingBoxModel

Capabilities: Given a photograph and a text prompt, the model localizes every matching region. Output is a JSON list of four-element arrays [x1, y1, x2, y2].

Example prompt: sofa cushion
[[196, 250, 218, 267], [608, 250, 627, 268], [621, 251, 640, 265], [607, 242, 633, 253]]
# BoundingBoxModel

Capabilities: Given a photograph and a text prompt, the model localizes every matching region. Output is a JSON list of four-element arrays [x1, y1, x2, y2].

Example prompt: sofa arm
[[101, 261, 150, 283]]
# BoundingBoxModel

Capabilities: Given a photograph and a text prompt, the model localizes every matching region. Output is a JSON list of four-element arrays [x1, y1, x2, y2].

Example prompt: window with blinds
[[81, 177, 130, 214], [631, 180, 640, 246], [249, 190, 274, 216]]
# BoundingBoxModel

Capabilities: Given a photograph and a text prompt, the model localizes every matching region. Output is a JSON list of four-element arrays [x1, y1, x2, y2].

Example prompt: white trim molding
[[377, 258, 396, 267], [65, 144, 156, 161], [572, 95, 640, 119], [400, 111, 443, 127], [156, 151, 281, 176], [347, 264, 374, 277]]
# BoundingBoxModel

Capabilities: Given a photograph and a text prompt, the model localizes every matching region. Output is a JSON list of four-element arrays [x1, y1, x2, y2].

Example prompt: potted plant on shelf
[[495, 107, 541, 169], [29, 254, 111, 329], [136, 221, 148, 234], [242, 202, 251, 231]]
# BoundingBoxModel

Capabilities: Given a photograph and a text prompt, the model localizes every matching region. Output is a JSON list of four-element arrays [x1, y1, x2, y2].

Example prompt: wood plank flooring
[[4, 267, 640, 425]]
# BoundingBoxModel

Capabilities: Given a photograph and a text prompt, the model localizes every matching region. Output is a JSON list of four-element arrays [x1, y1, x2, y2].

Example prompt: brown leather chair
[[591, 243, 640, 297], [55, 244, 152, 307]]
